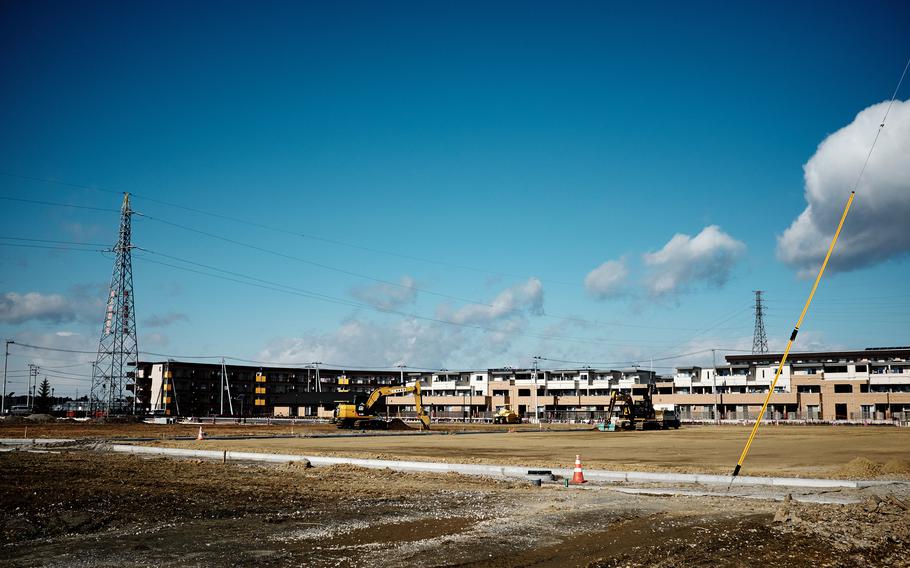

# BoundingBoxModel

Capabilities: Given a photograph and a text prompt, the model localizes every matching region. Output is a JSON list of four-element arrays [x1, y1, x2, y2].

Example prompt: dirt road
[[2, 450, 909, 567]]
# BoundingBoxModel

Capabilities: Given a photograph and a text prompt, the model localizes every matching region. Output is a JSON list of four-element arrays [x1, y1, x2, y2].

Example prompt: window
[[518, 389, 531, 396], [855, 365, 868, 373], [834, 384, 853, 394], [797, 385, 820, 393]]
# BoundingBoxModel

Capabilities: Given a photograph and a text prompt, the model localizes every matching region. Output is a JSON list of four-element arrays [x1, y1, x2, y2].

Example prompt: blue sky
[[1, 1, 909, 395]]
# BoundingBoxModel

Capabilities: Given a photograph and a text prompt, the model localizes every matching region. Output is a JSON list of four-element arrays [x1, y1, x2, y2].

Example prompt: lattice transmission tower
[[752, 290, 769, 354], [89, 193, 139, 415]]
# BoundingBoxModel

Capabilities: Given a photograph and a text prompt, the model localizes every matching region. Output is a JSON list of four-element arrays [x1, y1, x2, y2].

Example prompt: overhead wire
[[137, 246, 687, 346], [133, 253, 679, 348], [536, 346, 753, 368], [0, 184, 699, 333], [0, 195, 120, 213], [0, 171, 580, 286], [135, 214, 695, 333]]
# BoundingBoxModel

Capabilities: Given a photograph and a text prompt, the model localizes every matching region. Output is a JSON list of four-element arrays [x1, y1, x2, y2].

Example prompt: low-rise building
[[133, 346, 910, 422]]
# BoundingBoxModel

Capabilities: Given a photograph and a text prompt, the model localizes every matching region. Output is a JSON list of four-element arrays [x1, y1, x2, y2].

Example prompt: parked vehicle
[[8, 405, 32, 416]]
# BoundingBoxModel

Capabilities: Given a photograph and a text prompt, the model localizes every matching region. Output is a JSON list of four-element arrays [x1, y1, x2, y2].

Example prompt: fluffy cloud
[[446, 278, 543, 325], [0, 285, 108, 325], [261, 278, 547, 369], [259, 318, 465, 369], [643, 226, 746, 295], [0, 292, 76, 324], [143, 312, 189, 328], [349, 275, 418, 311], [584, 258, 628, 299], [778, 99, 910, 275]]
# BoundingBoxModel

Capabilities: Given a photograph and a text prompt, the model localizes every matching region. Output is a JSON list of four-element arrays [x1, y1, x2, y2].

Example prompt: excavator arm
[[359, 383, 431, 430]]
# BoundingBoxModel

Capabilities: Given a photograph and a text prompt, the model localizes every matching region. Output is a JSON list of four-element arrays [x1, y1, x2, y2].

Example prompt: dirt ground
[[0, 420, 574, 441], [4, 420, 910, 478], [2, 449, 909, 567], [133, 424, 910, 479]]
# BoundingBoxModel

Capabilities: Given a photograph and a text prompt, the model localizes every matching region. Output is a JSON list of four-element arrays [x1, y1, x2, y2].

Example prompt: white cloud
[[261, 278, 547, 369], [259, 317, 465, 369], [446, 277, 543, 325], [643, 225, 746, 295], [778, 99, 910, 275], [0, 284, 107, 325], [0, 292, 76, 324], [584, 258, 628, 299], [349, 275, 418, 311]]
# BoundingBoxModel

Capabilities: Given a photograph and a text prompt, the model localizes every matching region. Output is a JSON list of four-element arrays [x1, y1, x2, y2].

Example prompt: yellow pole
[[731, 191, 855, 478]]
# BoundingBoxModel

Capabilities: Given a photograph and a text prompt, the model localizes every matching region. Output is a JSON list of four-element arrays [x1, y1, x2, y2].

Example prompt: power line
[[0, 196, 120, 213], [0, 185, 696, 333], [0, 172, 123, 195], [0, 236, 110, 247], [133, 254, 677, 348], [134, 214, 698, 333], [0, 171, 580, 286], [0, 243, 108, 253], [536, 347, 752, 368], [2, 177, 787, 344]]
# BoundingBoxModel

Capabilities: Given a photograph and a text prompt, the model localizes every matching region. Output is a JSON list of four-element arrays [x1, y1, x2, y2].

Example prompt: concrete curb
[[109, 444, 310, 464], [105, 444, 864, 489], [0, 438, 76, 445]]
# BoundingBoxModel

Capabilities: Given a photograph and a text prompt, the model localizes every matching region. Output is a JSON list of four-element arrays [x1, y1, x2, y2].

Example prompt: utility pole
[[220, 358, 234, 416], [27, 364, 37, 411], [90, 193, 140, 415], [752, 290, 769, 354], [312, 362, 322, 393], [532, 355, 541, 424], [712, 348, 718, 423], [220, 358, 225, 415], [396, 364, 406, 386], [2, 340, 12, 414]]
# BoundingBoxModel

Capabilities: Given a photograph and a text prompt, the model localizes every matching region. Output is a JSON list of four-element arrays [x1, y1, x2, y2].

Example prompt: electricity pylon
[[89, 194, 139, 415], [752, 290, 769, 354]]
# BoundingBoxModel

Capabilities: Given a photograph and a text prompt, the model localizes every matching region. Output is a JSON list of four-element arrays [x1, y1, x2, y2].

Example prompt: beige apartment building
[[135, 346, 909, 423], [387, 347, 910, 423]]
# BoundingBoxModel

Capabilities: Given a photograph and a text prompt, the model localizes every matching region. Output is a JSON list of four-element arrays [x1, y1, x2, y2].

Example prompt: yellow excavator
[[333, 383, 431, 430]]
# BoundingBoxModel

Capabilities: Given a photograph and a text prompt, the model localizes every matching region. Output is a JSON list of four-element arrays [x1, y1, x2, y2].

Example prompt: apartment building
[[133, 346, 910, 422]]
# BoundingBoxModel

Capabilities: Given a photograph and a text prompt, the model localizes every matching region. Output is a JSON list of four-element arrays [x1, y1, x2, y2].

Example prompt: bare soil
[[2, 450, 908, 567], [0, 420, 571, 441], [136, 424, 910, 479]]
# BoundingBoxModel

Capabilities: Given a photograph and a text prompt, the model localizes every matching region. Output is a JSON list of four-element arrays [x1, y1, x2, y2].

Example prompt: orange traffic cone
[[570, 454, 587, 484], [196, 426, 206, 441]]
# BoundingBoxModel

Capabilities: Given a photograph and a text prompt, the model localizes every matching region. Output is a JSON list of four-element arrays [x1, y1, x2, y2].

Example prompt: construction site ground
[[3, 422, 910, 566], [3, 422, 910, 478]]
